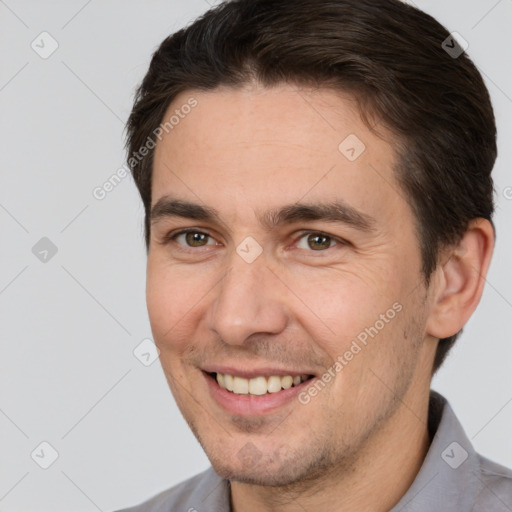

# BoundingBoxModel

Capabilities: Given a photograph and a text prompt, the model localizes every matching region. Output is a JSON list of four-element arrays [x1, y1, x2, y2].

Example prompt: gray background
[[0, 0, 511, 510]]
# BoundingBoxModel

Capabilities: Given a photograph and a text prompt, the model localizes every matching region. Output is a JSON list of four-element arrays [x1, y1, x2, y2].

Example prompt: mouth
[[207, 371, 314, 395], [201, 366, 318, 416]]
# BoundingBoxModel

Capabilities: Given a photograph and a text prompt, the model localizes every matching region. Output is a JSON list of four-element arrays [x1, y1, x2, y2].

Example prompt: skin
[[147, 82, 494, 511]]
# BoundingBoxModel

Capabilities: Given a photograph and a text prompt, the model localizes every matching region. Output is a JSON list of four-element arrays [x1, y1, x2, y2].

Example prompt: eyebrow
[[150, 197, 376, 233]]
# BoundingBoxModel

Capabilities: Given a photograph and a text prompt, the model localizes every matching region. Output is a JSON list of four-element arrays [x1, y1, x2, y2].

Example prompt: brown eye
[[308, 234, 332, 250], [296, 233, 336, 251], [170, 231, 214, 248], [184, 232, 209, 247]]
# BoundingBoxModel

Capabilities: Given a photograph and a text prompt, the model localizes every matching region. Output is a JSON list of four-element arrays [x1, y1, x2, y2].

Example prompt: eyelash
[[163, 228, 347, 253]]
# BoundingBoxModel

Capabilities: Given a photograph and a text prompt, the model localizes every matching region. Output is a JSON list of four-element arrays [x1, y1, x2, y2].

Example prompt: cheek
[[145, 260, 208, 352], [286, 267, 395, 339], [284, 267, 411, 389]]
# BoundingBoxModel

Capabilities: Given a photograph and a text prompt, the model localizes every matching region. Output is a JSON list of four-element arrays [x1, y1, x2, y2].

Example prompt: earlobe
[[425, 218, 495, 339]]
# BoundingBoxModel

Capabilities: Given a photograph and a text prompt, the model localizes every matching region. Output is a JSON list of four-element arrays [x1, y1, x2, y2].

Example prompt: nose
[[207, 251, 288, 346]]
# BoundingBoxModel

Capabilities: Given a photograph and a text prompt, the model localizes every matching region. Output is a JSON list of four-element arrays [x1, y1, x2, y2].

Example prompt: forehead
[[151, 83, 402, 226]]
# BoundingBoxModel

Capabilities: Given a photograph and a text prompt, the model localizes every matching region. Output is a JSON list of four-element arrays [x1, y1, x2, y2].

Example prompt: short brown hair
[[126, 0, 497, 374]]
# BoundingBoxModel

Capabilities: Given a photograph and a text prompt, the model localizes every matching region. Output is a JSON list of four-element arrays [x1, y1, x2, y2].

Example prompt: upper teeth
[[216, 373, 309, 395]]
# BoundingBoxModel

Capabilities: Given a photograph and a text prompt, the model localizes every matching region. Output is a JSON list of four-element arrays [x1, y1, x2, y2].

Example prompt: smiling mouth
[[207, 372, 314, 396]]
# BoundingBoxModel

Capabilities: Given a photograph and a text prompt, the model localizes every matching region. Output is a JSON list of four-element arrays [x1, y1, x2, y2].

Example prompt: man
[[118, 0, 512, 510]]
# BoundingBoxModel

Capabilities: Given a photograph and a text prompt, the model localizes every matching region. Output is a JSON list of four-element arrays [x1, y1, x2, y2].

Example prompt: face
[[147, 82, 435, 486]]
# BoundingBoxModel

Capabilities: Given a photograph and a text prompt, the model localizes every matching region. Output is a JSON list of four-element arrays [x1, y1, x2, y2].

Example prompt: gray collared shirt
[[117, 390, 512, 511]]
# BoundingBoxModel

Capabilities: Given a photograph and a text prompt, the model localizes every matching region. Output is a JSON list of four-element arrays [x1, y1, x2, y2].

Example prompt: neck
[[230, 387, 432, 512]]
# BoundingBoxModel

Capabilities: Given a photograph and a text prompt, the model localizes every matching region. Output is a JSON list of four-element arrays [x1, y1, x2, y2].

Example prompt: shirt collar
[[390, 389, 481, 511]]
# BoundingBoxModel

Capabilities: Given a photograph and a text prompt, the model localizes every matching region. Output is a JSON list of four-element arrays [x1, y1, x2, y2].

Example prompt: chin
[[204, 437, 343, 488], [213, 461, 306, 487]]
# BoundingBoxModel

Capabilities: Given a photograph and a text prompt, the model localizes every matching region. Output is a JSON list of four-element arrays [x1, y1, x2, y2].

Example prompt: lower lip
[[203, 372, 311, 416]]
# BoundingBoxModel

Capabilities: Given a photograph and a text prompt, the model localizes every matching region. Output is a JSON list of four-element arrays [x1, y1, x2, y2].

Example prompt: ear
[[425, 218, 495, 339]]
